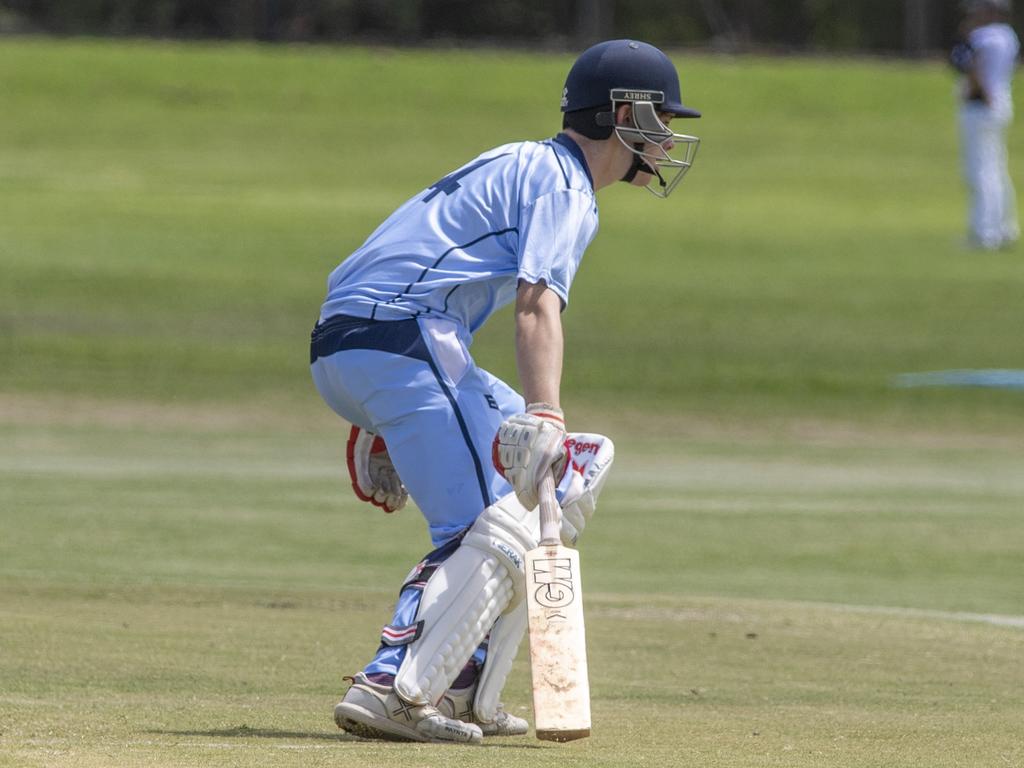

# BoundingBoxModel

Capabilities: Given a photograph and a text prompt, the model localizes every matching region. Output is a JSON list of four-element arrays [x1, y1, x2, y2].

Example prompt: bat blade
[[525, 538, 591, 742]]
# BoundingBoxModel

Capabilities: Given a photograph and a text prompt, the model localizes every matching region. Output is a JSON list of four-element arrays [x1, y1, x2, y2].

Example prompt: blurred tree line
[[0, 0, 1015, 54]]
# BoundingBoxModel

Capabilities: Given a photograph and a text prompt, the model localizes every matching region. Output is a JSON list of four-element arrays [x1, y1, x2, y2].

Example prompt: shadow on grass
[[148, 725, 354, 742], [148, 725, 544, 749]]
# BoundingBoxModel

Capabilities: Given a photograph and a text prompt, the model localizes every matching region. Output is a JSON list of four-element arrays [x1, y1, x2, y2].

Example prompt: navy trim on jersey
[[309, 315, 492, 511], [547, 141, 571, 188], [441, 284, 461, 313], [309, 315, 430, 364], [375, 226, 519, 315], [553, 132, 594, 189]]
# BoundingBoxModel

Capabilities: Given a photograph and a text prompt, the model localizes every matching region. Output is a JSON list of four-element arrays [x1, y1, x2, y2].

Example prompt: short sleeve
[[516, 189, 598, 306]]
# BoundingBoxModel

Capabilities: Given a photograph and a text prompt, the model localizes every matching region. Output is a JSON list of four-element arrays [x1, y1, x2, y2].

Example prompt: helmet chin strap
[[620, 143, 666, 188]]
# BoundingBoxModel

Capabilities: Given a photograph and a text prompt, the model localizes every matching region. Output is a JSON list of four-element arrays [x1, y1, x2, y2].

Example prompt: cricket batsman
[[310, 39, 701, 743]]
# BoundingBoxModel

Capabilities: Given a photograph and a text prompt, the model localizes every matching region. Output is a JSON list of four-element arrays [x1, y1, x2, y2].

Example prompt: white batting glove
[[556, 434, 615, 546], [492, 403, 569, 510], [346, 425, 408, 514]]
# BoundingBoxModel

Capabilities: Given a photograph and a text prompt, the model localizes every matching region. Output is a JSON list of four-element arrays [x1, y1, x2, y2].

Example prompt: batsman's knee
[[462, 495, 539, 608]]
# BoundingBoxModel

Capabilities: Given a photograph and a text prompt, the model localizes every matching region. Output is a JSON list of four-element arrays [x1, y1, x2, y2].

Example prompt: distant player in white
[[953, 0, 1020, 249], [310, 40, 700, 744]]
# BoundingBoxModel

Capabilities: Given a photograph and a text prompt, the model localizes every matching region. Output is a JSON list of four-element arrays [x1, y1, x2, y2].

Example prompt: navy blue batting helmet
[[561, 39, 701, 119]]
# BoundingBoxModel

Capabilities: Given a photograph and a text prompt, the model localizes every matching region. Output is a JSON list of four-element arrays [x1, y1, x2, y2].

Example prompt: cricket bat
[[525, 472, 591, 742]]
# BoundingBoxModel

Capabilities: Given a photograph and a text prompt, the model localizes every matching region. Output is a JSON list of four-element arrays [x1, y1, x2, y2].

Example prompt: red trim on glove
[[531, 411, 564, 425], [346, 425, 394, 512], [555, 439, 572, 484], [346, 426, 373, 503], [491, 433, 507, 478]]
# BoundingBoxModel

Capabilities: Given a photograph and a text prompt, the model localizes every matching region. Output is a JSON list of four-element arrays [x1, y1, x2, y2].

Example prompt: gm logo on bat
[[531, 557, 576, 619]]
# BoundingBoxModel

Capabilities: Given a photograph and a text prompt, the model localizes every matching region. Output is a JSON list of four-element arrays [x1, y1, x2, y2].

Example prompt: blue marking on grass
[[894, 369, 1024, 390]]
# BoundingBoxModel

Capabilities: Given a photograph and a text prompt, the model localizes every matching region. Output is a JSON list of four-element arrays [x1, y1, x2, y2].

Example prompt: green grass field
[[1, 38, 1023, 767]]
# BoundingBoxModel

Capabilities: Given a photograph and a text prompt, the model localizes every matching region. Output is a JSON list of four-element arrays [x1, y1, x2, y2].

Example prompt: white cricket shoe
[[438, 686, 529, 737], [334, 673, 482, 745]]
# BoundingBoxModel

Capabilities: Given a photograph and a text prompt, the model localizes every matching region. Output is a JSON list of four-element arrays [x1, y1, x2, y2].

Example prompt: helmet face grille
[[615, 100, 673, 145], [612, 100, 700, 198]]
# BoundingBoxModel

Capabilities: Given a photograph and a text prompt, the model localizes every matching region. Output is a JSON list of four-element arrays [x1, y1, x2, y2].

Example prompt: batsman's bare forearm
[[966, 68, 991, 105], [514, 280, 564, 408]]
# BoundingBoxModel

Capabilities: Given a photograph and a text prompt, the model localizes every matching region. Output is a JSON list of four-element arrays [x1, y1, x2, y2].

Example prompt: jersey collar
[[553, 132, 594, 190]]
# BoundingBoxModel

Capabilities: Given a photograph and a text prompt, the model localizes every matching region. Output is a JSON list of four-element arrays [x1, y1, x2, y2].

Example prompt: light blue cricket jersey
[[319, 133, 598, 338], [968, 23, 1020, 115]]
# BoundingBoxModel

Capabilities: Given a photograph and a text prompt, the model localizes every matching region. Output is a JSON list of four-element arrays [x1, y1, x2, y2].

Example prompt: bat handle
[[537, 472, 561, 546]]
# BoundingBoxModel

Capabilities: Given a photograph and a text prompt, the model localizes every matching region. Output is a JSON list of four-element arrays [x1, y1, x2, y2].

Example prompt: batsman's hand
[[950, 40, 974, 74], [346, 425, 408, 513], [492, 403, 570, 510]]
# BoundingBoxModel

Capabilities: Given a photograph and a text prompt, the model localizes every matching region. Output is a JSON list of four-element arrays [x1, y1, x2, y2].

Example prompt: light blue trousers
[[310, 314, 524, 681], [960, 102, 1019, 248], [310, 314, 522, 546]]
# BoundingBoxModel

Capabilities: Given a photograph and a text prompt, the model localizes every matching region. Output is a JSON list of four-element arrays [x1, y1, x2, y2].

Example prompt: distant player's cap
[[561, 39, 701, 118]]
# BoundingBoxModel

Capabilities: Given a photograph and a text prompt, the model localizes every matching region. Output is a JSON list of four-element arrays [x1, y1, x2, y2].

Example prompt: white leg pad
[[473, 598, 527, 723], [393, 547, 514, 707], [393, 497, 537, 708], [462, 494, 538, 609]]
